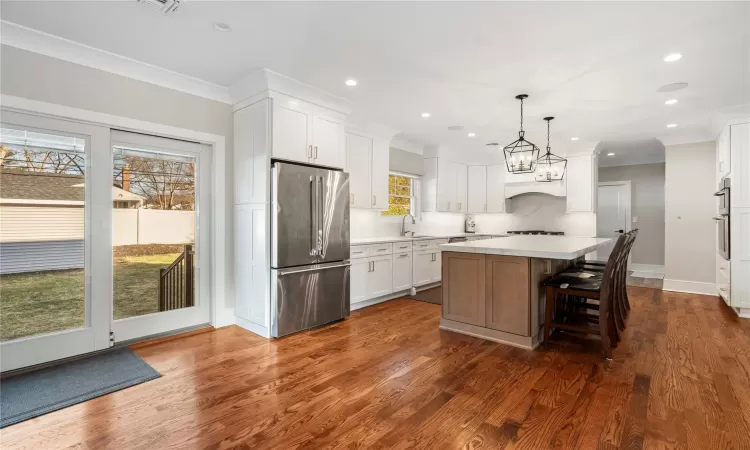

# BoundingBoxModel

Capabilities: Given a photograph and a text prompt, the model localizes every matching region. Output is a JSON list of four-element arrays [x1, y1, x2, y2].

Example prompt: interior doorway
[[595, 181, 632, 262]]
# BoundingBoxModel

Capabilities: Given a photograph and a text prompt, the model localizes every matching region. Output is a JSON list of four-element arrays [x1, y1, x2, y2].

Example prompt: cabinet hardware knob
[[313, 146, 318, 159], [308, 145, 313, 158], [372, 195, 376, 206]]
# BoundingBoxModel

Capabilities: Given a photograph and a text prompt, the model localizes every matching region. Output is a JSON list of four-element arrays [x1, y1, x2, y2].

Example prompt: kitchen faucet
[[401, 213, 416, 236]]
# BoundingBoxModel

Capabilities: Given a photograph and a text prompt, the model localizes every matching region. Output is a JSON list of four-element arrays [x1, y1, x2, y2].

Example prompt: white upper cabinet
[[731, 122, 750, 208], [272, 100, 312, 164], [565, 154, 598, 213], [423, 158, 468, 213], [455, 163, 468, 212], [271, 99, 345, 169], [371, 138, 390, 210], [486, 164, 507, 213], [345, 133, 372, 208], [718, 126, 731, 180], [344, 131, 390, 210], [467, 166, 488, 213]]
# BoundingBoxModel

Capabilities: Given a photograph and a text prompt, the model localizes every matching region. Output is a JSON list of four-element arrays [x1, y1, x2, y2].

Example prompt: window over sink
[[382, 174, 418, 216]]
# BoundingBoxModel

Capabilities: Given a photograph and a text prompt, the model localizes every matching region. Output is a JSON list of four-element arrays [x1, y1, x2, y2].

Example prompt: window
[[382, 174, 416, 216]]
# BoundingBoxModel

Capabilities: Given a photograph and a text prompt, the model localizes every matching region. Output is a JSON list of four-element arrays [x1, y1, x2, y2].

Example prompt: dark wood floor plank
[[3, 291, 750, 450]]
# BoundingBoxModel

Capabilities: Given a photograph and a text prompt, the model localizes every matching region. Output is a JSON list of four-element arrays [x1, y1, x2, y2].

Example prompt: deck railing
[[158, 244, 194, 311]]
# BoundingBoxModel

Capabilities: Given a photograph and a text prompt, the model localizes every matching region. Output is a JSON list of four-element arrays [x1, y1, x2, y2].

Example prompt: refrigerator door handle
[[277, 261, 351, 276], [318, 176, 325, 256], [310, 176, 318, 256]]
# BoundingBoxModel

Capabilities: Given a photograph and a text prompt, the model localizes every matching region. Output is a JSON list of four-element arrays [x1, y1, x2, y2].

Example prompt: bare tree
[[1, 146, 84, 174], [114, 155, 195, 210]]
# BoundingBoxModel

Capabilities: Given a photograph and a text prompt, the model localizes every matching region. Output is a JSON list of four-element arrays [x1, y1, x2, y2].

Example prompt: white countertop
[[438, 235, 612, 260], [351, 233, 508, 245]]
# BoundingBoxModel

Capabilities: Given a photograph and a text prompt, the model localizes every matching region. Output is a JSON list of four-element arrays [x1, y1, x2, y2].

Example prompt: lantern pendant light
[[503, 94, 541, 174], [534, 116, 567, 182]]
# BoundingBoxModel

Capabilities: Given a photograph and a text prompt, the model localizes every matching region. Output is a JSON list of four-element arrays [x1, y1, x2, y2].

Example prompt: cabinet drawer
[[350, 245, 369, 259], [413, 240, 433, 250], [393, 242, 412, 252], [370, 243, 393, 256]]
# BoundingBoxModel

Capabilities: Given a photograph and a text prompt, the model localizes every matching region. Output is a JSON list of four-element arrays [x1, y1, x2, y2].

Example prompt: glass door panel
[[0, 110, 110, 372], [110, 130, 210, 342]]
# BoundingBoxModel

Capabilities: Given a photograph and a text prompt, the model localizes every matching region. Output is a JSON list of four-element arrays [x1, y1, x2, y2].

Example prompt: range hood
[[504, 173, 566, 198]]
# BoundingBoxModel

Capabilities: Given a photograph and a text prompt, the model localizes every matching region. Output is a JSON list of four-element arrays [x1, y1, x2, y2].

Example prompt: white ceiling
[[2, 1, 749, 162], [596, 139, 665, 168]]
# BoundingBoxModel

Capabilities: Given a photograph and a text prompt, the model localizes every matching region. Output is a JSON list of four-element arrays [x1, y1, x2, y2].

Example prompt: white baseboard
[[235, 316, 270, 338], [662, 279, 718, 296], [736, 308, 750, 319], [630, 264, 665, 276], [351, 290, 410, 311]]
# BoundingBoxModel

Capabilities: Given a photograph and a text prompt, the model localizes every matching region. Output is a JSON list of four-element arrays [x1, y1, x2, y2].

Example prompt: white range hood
[[504, 172, 566, 198]]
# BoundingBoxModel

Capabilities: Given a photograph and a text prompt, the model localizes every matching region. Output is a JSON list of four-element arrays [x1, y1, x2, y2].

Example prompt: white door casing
[[596, 181, 632, 262]]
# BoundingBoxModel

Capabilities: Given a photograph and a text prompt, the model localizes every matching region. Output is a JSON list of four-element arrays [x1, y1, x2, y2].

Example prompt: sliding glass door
[[109, 130, 210, 343], [0, 110, 111, 372]]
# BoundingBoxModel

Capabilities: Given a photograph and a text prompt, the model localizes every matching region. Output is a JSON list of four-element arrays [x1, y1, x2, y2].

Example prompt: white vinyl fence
[[0, 206, 194, 274]]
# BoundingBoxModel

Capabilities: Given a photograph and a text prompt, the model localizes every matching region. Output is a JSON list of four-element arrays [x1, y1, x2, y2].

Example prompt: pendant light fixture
[[503, 94, 541, 174], [534, 116, 567, 182]]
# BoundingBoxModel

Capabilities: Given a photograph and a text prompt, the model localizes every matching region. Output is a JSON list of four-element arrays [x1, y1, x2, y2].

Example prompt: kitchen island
[[438, 235, 612, 349]]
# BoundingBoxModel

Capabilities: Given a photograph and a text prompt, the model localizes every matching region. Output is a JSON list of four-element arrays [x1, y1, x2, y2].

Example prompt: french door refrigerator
[[271, 161, 351, 337]]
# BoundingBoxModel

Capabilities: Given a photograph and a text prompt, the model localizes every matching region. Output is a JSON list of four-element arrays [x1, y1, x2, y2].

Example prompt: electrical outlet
[[632, 216, 638, 223]]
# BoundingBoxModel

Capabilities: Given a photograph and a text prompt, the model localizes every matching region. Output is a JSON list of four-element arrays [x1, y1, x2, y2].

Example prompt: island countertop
[[438, 235, 612, 260]]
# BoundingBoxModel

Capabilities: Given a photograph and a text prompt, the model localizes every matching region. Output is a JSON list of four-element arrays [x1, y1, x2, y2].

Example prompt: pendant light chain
[[546, 118, 551, 153], [519, 97, 524, 132]]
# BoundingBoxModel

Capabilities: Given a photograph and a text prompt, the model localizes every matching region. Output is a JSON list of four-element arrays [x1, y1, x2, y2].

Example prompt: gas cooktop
[[507, 230, 565, 236]]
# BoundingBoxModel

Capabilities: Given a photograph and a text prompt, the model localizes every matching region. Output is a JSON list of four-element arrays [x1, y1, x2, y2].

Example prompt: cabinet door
[[392, 252, 412, 291], [350, 258, 370, 304], [272, 100, 312, 163], [441, 252, 486, 326], [719, 127, 731, 179], [566, 155, 594, 212], [430, 251, 442, 282], [437, 160, 456, 211], [369, 256, 393, 298], [731, 123, 750, 208], [412, 250, 433, 286], [467, 166, 487, 213], [345, 133, 372, 208], [485, 255, 530, 336], [312, 113, 344, 169], [455, 163, 468, 212], [371, 138, 390, 210], [486, 164, 506, 213]]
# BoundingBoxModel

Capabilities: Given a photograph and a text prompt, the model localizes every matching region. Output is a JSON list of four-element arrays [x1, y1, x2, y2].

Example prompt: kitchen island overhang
[[438, 236, 613, 350]]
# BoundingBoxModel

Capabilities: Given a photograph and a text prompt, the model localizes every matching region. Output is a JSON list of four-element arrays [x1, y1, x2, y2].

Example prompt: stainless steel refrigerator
[[271, 161, 351, 337]]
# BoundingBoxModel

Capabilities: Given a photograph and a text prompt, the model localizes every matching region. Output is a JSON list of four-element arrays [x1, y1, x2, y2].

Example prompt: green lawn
[[0, 253, 179, 342]]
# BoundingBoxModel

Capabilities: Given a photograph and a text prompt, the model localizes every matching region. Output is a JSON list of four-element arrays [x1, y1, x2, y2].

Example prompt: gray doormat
[[0, 347, 160, 428]]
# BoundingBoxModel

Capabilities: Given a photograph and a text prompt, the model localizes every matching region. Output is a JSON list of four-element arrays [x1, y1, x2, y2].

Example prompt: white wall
[[664, 141, 717, 292], [599, 163, 666, 266], [1, 45, 235, 321]]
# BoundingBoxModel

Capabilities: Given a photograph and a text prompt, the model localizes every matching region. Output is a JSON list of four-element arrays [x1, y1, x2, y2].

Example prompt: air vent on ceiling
[[138, 0, 182, 14], [447, 125, 464, 131], [485, 142, 499, 146]]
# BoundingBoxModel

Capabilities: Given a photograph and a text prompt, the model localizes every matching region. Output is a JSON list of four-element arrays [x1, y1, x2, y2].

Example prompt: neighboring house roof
[[0, 169, 144, 203]]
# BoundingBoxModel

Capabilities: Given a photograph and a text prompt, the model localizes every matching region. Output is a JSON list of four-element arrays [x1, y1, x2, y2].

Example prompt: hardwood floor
[[3, 288, 750, 449]]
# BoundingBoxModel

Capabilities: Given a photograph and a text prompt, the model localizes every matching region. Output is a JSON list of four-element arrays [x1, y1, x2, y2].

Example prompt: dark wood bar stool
[[542, 233, 628, 358]]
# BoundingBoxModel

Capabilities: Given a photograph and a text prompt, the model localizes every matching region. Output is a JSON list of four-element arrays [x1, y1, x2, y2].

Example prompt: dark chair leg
[[544, 286, 555, 344]]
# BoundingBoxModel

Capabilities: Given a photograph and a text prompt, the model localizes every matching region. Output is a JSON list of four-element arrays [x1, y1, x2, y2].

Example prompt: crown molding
[[229, 68, 353, 113], [1, 20, 232, 104]]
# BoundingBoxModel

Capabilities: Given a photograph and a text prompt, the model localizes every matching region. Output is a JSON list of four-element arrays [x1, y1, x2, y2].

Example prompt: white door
[[272, 100, 312, 163], [312, 113, 343, 169], [486, 164, 506, 212], [109, 131, 211, 343], [350, 258, 370, 304], [467, 166, 487, 213], [369, 256, 393, 298], [0, 111, 111, 371], [596, 183, 630, 261], [345, 133, 371, 208], [430, 251, 442, 283], [370, 138, 390, 210], [392, 252, 412, 291], [455, 163, 468, 213], [413, 250, 432, 286]]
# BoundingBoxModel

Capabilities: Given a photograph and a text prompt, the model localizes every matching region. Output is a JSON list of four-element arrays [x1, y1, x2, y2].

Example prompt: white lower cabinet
[[369, 256, 393, 298], [392, 251, 413, 291], [413, 249, 441, 286], [430, 251, 442, 283], [350, 258, 371, 304]]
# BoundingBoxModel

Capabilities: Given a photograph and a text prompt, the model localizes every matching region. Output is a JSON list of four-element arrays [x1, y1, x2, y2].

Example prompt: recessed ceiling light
[[421, 112, 431, 118], [467, 132, 476, 137], [570, 137, 579, 141], [667, 123, 678, 128], [607, 152, 615, 156], [665, 99, 678, 105], [664, 52, 682, 63], [345, 79, 357, 87], [213, 22, 231, 32]]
